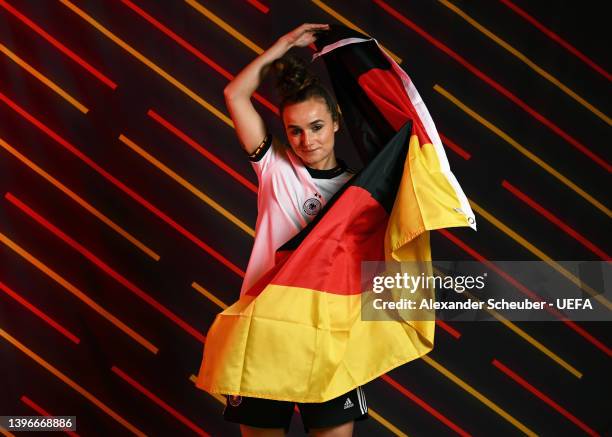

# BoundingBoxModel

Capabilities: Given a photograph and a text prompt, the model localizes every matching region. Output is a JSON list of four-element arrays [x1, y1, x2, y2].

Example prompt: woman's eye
[[291, 130, 300, 136], [312, 125, 322, 131]]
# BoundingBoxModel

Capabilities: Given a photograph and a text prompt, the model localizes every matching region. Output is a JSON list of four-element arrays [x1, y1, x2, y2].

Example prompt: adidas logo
[[343, 397, 354, 409]]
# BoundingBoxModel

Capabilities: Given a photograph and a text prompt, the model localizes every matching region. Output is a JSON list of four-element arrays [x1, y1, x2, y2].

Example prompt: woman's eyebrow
[[287, 119, 324, 128]]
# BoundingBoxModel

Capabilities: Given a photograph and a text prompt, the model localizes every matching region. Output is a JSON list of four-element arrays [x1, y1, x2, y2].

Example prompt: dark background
[[0, 0, 610, 435]]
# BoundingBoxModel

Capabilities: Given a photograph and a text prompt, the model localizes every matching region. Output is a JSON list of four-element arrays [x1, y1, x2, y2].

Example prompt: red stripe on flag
[[270, 186, 387, 295]]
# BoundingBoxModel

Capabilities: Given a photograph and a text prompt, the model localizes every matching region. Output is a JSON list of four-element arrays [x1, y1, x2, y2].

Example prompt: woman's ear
[[333, 120, 339, 132]]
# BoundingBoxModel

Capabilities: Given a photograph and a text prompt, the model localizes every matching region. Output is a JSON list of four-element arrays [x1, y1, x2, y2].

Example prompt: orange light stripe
[[4, 192, 205, 343], [119, 0, 278, 114], [435, 320, 461, 339], [0, 280, 80, 344], [188, 375, 226, 404], [245, 0, 269, 14], [439, 132, 471, 160], [147, 109, 257, 193], [0, 426, 14, 437], [499, 0, 611, 82], [185, 0, 263, 54], [20, 395, 80, 437], [112, 366, 209, 436], [0, 231, 158, 354], [439, 0, 611, 126], [310, 0, 403, 64], [372, 0, 611, 173], [469, 200, 611, 310], [0, 91, 244, 277], [191, 282, 227, 310], [58, 0, 233, 127], [0, 328, 147, 436], [502, 180, 610, 260], [0, 0, 116, 89], [381, 374, 471, 436], [492, 359, 599, 436], [461, 289, 582, 378], [435, 85, 612, 218], [0, 136, 160, 261], [422, 355, 537, 436], [118, 134, 255, 237], [439, 228, 612, 357], [0, 43, 89, 114]]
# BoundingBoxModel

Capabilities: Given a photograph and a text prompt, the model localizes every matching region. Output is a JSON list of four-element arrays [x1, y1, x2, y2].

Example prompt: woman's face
[[282, 97, 339, 170]]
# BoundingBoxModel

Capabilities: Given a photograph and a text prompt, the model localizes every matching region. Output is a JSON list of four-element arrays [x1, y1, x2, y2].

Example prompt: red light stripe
[[438, 228, 612, 357], [439, 132, 472, 160], [20, 395, 80, 437], [502, 180, 611, 260], [111, 366, 210, 436], [0, 0, 116, 89], [245, 0, 269, 14], [491, 359, 600, 436], [0, 90, 245, 277], [499, 0, 611, 82], [147, 109, 257, 193], [5, 192, 205, 343], [372, 0, 612, 173], [119, 0, 278, 114], [381, 374, 472, 436], [436, 320, 461, 339], [0, 280, 80, 344]]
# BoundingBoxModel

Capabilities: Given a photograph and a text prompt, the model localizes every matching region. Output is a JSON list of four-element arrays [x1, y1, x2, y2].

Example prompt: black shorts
[[223, 387, 369, 433]]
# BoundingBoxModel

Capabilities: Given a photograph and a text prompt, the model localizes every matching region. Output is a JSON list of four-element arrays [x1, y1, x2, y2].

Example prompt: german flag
[[196, 25, 476, 403]]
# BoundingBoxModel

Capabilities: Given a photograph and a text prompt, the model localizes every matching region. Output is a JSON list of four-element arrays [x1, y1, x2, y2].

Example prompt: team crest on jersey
[[303, 197, 322, 216], [228, 395, 242, 406]]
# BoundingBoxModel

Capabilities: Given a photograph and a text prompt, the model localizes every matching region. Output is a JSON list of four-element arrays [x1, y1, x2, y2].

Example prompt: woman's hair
[[271, 54, 340, 123]]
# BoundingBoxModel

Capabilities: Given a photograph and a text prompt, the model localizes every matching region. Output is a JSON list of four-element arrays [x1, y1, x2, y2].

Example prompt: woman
[[222, 23, 368, 437]]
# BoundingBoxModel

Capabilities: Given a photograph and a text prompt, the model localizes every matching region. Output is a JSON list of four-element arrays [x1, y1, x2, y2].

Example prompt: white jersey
[[240, 133, 353, 296]]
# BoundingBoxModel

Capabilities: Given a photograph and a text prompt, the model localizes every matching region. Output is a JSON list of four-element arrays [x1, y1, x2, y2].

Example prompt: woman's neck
[[306, 154, 338, 170]]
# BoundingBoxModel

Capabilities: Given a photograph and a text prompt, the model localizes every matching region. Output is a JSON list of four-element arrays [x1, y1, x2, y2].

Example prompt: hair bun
[[272, 55, 319, 98]]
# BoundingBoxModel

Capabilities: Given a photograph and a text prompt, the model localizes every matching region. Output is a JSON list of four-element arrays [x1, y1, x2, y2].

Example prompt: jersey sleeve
[[247, 131, 286, 181]]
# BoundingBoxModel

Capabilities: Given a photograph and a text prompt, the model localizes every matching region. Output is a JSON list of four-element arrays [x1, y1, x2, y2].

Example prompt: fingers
[[301, 23, 330, 31]]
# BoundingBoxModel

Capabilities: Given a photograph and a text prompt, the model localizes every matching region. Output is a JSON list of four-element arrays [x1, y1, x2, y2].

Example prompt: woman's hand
[[280, 23, 330, 48]]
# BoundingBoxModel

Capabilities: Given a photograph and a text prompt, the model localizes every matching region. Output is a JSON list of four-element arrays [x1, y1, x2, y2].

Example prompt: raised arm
[[224, 23, 329, 155]]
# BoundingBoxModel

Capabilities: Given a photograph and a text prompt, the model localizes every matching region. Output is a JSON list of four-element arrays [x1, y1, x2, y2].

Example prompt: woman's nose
[[301, 132, 313, 147]]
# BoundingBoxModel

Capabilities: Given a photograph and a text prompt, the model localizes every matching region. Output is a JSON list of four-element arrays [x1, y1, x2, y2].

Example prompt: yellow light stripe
[[310, 0, 403, 64], [189, 374, 226, 404], [471, 200, 611, 312], [191, 282, 228, 309], [0, 137, 160, 261], [421, 356, 537, 436], [0, 43, 88, 114], [0, 328, 147, 436], [462, 290, 582, 378], [0, 231, 158, 354], [184, 0, 263, 54], [118, 134, 254, 237], [434, 84, 612, 218], [438, 0, 611, 126], [368, 408, 409, 437], [59, 0, 233, 128]]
